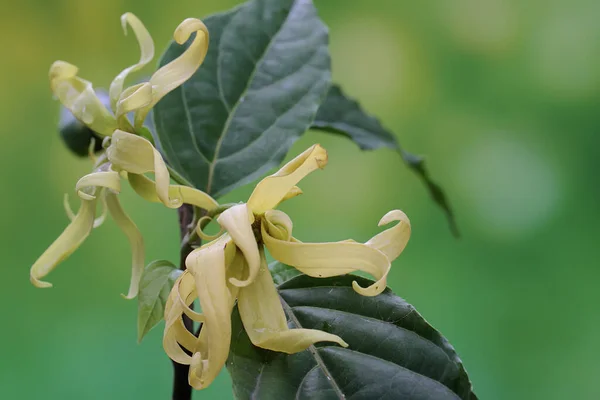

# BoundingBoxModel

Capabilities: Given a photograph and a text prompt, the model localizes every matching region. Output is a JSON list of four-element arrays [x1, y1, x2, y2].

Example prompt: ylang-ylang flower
[[164, 145, 411, 389], [30, 13, 216, 298], [32, 11, 412, 395]]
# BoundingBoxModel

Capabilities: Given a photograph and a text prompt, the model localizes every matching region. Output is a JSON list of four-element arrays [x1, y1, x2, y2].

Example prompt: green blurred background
[[2, 0, 598, 398]]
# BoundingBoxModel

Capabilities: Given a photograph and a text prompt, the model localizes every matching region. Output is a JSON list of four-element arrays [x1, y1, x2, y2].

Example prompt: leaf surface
[[227, 274, 477, 399], [153, 0, 331, 197], [137, 260, 182, 342]]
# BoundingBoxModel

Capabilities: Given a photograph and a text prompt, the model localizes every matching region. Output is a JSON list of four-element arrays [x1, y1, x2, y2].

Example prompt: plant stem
[[172, 204, 195, 400]]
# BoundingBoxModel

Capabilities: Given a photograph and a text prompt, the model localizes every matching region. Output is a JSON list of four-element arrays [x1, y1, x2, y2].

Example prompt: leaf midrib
[[206, 0, 299, 194], [279, 296, 345, 399]]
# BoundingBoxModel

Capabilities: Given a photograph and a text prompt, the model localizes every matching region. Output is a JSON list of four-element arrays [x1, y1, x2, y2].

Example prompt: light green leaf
[[227, 275, 477, 399], [137, 260, 182, 343], [153, 0, 331, 197], [313, 85, 459, 236]]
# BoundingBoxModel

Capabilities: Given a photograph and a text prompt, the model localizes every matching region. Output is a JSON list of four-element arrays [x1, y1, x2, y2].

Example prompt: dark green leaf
[[153, 0, 331, 197], [268, 260, 301, 285], [227, 275, 476, 400], [312, 85, 459, 236], [137, 260, 182, 343]]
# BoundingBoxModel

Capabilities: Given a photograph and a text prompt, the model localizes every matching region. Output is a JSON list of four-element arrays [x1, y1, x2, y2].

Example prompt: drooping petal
[[49, 61, 117, 136], [109, 12, 155, 112], [188, 249, 246, 390], [163, 271, 201, 365], [107, 130, 182, 208], [237, 248, 347, 353], [64, 190, 108, 228], [247, 144, 327, 215], [262, 210, 392, 297], [127, 173, 218, 211], [184, 235, 236, 389], [130, 18, 209, 128], [105, 192, 145, 299], [216, 204, 260, 287], [365, 210, 411, 260], [30, 196, 97, 288], [30, 170, 122, 288]]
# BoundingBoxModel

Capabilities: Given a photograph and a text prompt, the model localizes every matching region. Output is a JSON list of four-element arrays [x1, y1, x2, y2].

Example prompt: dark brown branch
[[172, 204, 195, 400]]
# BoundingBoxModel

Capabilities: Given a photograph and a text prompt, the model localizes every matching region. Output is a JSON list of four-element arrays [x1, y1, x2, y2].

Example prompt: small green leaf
[[268, 261, 301, 285], [153, 0, 331, 197], [312, 85, 459, 236], [227, 275, 477, 399], [137, 260, 182, 343]]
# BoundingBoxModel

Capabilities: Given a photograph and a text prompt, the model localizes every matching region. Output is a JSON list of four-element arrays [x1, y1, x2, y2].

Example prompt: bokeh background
[[2, 0, 599, 398]]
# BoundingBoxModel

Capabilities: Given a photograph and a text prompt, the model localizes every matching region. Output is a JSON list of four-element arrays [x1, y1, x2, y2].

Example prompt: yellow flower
[[30, 13, 216, 298], [49, 13, 209, 135], [163, 145, 411, 389]]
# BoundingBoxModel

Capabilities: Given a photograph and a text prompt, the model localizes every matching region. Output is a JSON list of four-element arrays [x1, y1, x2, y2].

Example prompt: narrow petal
[[105, 192, 145, 299], [184, 235, 236, 389], [247, 144, 327, 215], [107, 130, 182, 208], [262, 210, 392, 297], [30, 197, 96, 288], [30, 170, 121, 288], [132, 18, 209, 128], [49, 61, 117, 136], [365, 210, 411, 260], [216, 204, 260, 287], [128, 173, 218, 211], [109, 12, 155, 112], [237, 248, 347, 353]]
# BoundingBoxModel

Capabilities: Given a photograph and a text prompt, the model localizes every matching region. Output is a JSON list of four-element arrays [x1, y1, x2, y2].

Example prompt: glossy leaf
[[153, 0, 330, 197], [227, 274, 477, 399], [312, 85, 458, 236], [137, 260, 182, 343]]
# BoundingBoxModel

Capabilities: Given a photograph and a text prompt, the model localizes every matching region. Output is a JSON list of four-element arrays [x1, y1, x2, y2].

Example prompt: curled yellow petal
[[105, 192, 145, 299], [131, 18, 209, 128], [262, 210, 392, 297], [75, 170, 121, 200], [365, 210, 411, 260], [216, 204, 260, 287], [263, 209, 293, 241], [107, 130, 182, 208], [163, 272, 201, 365], [30, 196, 97, 288], [49, 61, 117, 136], [184, 235, 235, 389], [237, 248, 347, 352], [127, 173, 218, 211], [195, 216, 224, 241], [247, 144, 327, 215], [109, 12, 155, 112]]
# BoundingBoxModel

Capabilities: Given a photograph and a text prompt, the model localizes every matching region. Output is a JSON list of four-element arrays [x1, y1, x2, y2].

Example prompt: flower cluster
[[30, 13, 214, 297], [31, 12, 411, 392], [163, 144, 411, 389]]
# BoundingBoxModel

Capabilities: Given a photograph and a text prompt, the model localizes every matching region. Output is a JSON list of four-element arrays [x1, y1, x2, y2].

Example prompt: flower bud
[[58, 90, 110, 157]]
